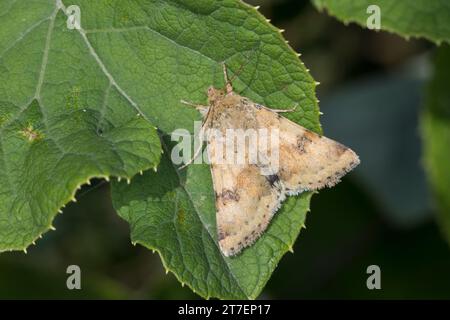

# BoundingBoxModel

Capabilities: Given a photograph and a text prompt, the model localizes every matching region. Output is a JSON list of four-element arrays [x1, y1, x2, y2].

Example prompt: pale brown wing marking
[[248, 104, 359, 193], [212, 164, 285, 257], [276, 117, 359, 193]]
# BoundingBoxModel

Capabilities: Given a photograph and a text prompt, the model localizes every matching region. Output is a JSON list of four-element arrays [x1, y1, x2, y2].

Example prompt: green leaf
[[107, 0, 319, 299], [113, 139, 312, 299], [0, 0, 161, 252], [313, 0, 450, 44], [422, 45, 450, 245], [1, 0, 320, 299]]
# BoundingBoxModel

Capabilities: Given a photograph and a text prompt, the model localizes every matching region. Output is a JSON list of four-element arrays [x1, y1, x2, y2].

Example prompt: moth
[[181, 64, 360, 257]]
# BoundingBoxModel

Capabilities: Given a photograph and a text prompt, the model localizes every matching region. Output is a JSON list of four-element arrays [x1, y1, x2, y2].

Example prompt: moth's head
[[207, 86, 225, 105]]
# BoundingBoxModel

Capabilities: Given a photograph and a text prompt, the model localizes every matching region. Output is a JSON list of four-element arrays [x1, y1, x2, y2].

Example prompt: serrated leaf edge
[[314, 2, 447, 45]]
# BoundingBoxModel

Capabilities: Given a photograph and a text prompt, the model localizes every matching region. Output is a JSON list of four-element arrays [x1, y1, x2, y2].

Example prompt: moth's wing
[[207, 98, 359, 257], [255, 106, 360, 195], [208, 137, 285, 257]]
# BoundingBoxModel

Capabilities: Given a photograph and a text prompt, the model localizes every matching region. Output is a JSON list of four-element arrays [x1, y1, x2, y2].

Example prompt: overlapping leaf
[[313, 0, 450, 44], [0, 0, 161, 251], [422, 45, 450, 245]]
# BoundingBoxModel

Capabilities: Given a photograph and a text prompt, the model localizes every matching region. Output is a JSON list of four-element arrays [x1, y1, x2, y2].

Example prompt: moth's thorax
[[214, 94, 242, 108], [208, 93, 257, 130], [206, 86, 226, 105]]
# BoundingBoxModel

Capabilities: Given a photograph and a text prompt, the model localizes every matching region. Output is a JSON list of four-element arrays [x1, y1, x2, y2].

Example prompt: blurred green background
[[1, 0, 449, 299]]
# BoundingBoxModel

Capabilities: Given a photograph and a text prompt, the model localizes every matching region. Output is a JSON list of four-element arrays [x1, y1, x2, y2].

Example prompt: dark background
[[1, 0, 449, 299]]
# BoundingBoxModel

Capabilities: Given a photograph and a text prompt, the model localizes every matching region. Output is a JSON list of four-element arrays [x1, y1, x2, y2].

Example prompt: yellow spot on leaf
[[177, 208, 186, 226], [20, 124, 43, 142]]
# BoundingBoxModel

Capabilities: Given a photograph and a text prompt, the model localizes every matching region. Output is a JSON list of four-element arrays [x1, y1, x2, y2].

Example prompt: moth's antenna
[[222, 42, 261, 93], [227, 62, 247, 84], [222, 63, 233, 94]]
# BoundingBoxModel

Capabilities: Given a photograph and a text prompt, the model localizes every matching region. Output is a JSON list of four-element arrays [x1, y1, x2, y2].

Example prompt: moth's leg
[[259, 103, 298, 113], [180, 99, 209, 110], [179, 145, 203, 169], [222, 63, 233, 94], [272, 105, 297, 113], [179, 125, 206, 170], [180, 100, 209, 117]]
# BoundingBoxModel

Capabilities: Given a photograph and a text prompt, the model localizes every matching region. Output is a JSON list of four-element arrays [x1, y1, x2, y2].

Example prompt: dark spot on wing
[[265, 174, 280, 187], [297, 134, 313, 153], [218, 230, 230, 241], [220, 189, 240, 204], [334, 142, 348, 157]]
